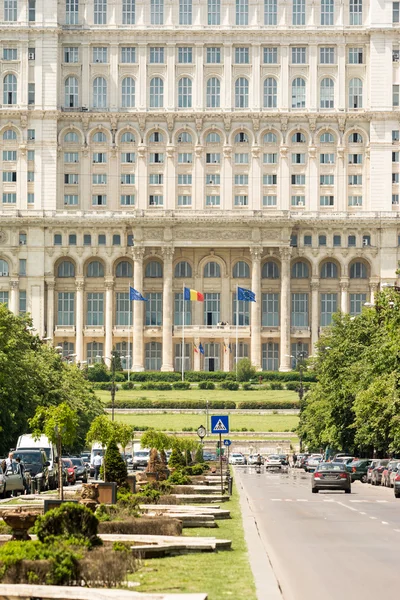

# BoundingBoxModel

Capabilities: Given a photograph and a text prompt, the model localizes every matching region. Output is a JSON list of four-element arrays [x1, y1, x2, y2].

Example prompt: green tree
[[195, 444, 204, 463], [87, 362, 110, 382], [103, 438, 127, 487], [168, 446, 186, 469], [236, 358, 256, 382]]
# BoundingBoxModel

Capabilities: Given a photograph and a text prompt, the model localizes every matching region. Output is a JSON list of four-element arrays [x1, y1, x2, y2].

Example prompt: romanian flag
[[184, 287, 204, 302]]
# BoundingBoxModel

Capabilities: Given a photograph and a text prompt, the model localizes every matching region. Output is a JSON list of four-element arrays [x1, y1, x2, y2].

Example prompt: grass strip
[[129, 481, 257, 600], [96, 388, 298, 404]]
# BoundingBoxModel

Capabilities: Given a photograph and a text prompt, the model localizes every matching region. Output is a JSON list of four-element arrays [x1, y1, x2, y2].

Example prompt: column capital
[[339, 277, 349, 291], [161, 246, 175, 262], [369, 282, 379, 292], [250, 246, 263, 262], [104, 277, 115, 290], [9, 278, 19, 290], [45, 277, 55, 290], [75, 277, 85, 291], [310, 279, 320, 291], [279, 246, 292, 261], [132, 247, 145, 261]]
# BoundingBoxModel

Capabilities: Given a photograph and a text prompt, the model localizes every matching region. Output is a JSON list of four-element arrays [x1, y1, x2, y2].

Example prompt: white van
[[16, 434, 58, 490]]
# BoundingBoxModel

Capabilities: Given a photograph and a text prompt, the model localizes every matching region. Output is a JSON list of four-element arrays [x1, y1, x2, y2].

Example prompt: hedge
[[105, 399, 298, 410], [237, 400, 300, 409], [140, 382, 173, 391], [128, 372, 181, 382]]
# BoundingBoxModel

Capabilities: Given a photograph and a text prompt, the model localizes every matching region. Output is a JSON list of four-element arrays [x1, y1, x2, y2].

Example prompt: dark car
[[347, 459, 374, 483], [70, 457, 88, 483], [371, 459, 390, 485], [311, 462, 351, 494], [62, 457, 77, 485], [14, 450, 50, 491]]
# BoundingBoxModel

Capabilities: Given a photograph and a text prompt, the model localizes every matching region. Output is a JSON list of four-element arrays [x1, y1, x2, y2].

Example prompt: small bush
[[104, 438, 128, 487], [172, 381, 191, 390], [236, 358, 256, 382], [185, 371, 236, 382], [195, 445, 204, 463], [168, 470, 191, 485], [242, 382, 253, 391], [198, 381, 216, 390], [114, 372, 126, 382], [219, 381, 239, 391], [168, 447, 186, 469], [87, 363, 110, 382], [129, 372, 181, 382], [121, 381, 135, 390], [269, 382, 284, 390], [35, 503, 101, 548], [141, 382, 173, 391]]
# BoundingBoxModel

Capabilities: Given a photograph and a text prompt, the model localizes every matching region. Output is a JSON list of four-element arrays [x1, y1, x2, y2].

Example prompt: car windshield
[[14, 452, 42, 464], [318, 463, 346, 471], [70, 458, 83, 466], [232, 454, 243, 458], [135, 452, 149, 458], [62, 459, 73, 467], [268, 456, 280, 460]]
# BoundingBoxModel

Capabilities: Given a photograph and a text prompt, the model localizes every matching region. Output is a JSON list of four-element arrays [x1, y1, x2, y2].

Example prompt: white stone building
[[0, 0, 399, 372]]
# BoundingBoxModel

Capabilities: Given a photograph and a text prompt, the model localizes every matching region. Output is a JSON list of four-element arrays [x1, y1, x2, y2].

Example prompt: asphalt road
[[236, 466, 400, 600]]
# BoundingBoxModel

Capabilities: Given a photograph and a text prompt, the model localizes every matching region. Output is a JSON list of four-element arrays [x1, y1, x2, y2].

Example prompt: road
[[236, 466, 400, 600]]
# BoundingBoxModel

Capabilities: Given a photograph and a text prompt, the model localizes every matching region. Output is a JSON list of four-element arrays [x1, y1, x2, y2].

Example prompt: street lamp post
[[102, 352, 128, 422]]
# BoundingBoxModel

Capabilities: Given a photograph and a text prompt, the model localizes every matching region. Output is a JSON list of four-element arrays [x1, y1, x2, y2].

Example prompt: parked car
[[381, 461, 400, 487], [265, 455, 282, 469], [347, 459, 374, 483], [296, 454, 310, 468], [367, 460, 380, 483], [132, 450, 150, 470], [0, 471, 5, 498], [370, 459, 390, 486], [1, 461, 25, 497], [16, 434, 58, 490], [390, 463, 400, 488], [394, 471, 400, 498], [312, 462, 351, 494], [248, 454, 264, 465], [123, 453, 133, 469], [333, 455, 355, 464], [14, 449, 50, 491], [229, 453, 246, 465], [203, 452, 217, 462], [62, 457, 77, 485], [69, 457, 88, 483], [278, 455, 289, 466], [305, 455, 323, 473]]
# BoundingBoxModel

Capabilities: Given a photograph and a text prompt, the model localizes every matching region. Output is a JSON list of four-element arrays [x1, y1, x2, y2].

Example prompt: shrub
[[168, 470, 191, 485], [195, 445, 204, 463], [237, 400, 299, 409], [105, 399, 237, 409], [285, 381, 300, 391], [91, 382, 117, 391], [242, 382, 253, 391], [168, 446, 186, 469], [35, 503, 101, 548], [121, 381, 135, 390], [198, 381, 216, 390], [87, 363, 110, 382], [236, 358, 256, 382], [104, 438, 128, 487], [182, 463, 205, 476], [172, 381, 191, 390], [114, 372, 126, 382], [219, 381, 239, 391], [141, 382, 172, 391], [269, 382, 284, 390], [185, 371, 236, 382], [129, 372, 181, 382]]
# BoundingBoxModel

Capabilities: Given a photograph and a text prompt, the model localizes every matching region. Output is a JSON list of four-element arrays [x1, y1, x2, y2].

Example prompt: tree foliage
[[103, 438, 128, 487], [236, 358, 256, 382]]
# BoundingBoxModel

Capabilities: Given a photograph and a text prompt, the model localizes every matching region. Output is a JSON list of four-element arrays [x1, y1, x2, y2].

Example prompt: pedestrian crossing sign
[[211, 415, 229, 434]]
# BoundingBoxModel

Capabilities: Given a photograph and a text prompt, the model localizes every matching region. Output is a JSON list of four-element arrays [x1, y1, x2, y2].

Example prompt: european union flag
[[129, 287, 148, 302], [237, 287, 256, 302], [199, 343, 205, 355]]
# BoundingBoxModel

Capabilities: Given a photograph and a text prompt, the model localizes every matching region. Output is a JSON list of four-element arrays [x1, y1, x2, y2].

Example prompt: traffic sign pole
[[219, 432, 223, 495]]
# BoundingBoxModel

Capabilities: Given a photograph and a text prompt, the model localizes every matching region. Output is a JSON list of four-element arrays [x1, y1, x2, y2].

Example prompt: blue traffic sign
[[223, 439, 231, 447], [211, 415, 229, 434]]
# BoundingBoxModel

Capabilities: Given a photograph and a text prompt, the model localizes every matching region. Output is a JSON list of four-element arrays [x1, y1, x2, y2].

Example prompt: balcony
[[54, 325, 75, 336], [83, 326, 105, 337], [173, 324, 251, 338], [290, 326, 311, 337]]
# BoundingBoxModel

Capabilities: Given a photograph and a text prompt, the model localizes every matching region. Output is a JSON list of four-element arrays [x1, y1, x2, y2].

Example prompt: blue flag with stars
[[237, 287, 256, 302], [129, 287, 148, 302], [199, 343, 205, 355]]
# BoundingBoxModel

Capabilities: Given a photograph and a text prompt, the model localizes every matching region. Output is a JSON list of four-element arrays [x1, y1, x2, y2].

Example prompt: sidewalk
[[235, 468, 282, 600]]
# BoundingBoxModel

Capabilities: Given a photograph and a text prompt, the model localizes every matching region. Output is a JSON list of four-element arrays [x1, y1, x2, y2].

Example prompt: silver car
[[2, 461, 25, 497], [265, 455, 282, 469], [229, 453, 246, 465]]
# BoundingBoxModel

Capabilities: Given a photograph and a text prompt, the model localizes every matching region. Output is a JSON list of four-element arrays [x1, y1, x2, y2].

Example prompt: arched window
[[175, 261, 192, 278], [149, 131, 163, 143], [263, 77, 277, 108], [87, 261, 104, 277], [321, 262, 338, 278], [57, 260, 75, 278], [204, 261, 221, 278], [116, 261, 133, 278], [64, 131, 79, 143], [93, 77, 107, 108], [320, 77, 334, 109], [349, 78, 363, 109], [177, 131, 192, 143], [262, 262, 279, 278], [3, 129, 17, 141], [206, 132, 221, 144], [292, 132, 306, 143], [3, 74, 17, 105], [233, 261, 250, 278], [350, 262, 367, 279], [121, 131, 135, 143], [206, 77, 220, 108], [150, 77, 164, 108], [234, 132, 249, 143], [92, 131, 106, 143], [121, 76, 135, 108], [178, 77, 192, 108], [349, 132, 363, 143], [64, 76, 78, 108], [291, 261, 309, 278], [235, 77, 249, 108], [145, 261, 163, 278], [263, 132, 277, 144], [320, 132, 334, 143], [0, 259, 9, 276], [292, 77, 306, 109]]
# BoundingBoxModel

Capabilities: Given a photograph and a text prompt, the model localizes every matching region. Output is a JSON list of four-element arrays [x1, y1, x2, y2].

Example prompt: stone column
[[9, 279, 19, 315], [370, 282, 379, 305], [104, 277, 114, 367], [165, 146, 176, 210], [340, 278, 349, 313], [250, 247, 262, 370], [279, 248, 291, 371], [251, 146, 261, 210], [222, 145, 233, 210], [223, 337, 230, 372], [132, 247, 145, 371], [137, 145, 147, 210], [45, 278, 55, 341], [161, 247, 174, 371], [75, 278, 84, 363], [279, 146, 290, 210], [311, 279, 320, 353], [194, 336, 201, 371]]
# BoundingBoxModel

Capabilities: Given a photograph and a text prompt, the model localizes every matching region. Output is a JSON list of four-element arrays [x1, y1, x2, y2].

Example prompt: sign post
[[223, 438, 231, 465], [211, 416, 230, 495]]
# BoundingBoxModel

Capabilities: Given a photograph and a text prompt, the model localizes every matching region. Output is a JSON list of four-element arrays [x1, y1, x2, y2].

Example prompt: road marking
[[349, 500, 366, 503], [370, 516, 377, 520], [376, 500, 388, 503], [393, 529, 400, 532], [359, 512, 367, 515], [296, 499, 308, 502], [336, 501, 359, 512], [284, 499, 293, 502], [382, 521, 389, 525], [270, 499, 282, 501], [323, 499, 335, 502]]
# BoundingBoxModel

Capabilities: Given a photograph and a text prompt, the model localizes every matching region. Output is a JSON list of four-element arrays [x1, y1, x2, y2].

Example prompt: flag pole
[[182, 283, 185, 382], [128, 285, 131, 383], [236, 285, 239, 381]]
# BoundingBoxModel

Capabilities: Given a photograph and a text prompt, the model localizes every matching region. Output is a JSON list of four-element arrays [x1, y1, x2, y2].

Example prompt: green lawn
[[96, 388, 297, 404], [129, 483, 257, 600], [112, 412, 298, 432]]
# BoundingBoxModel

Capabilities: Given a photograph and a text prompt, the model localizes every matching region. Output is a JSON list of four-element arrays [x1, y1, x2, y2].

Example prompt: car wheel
[[371, 478, 375, 486], [82, 478, 88, 484], [312, 488, 318, 493], [361, 475, 367, 484], [395, 491, 400, 498], [345, 488, 351, 494]]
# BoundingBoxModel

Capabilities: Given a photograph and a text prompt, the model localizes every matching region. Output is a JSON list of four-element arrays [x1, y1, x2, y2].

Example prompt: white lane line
[[376, 500, 388, 503], [270, 499, 282, 501], [349, 500, 366, 503], [359, 512, 367, 515], [284, 499, 293, 502], [370, 516, 377, 520], [382, 521, 389, 525], [336, 501, 359, 512], [393, 529, 400, 532], [323, 499, 335, 502], [296, 499, 308, 502]]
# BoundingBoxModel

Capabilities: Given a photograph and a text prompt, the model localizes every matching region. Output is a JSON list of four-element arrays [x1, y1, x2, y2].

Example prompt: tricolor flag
[[194, 344, 199, 354], [184, 287, 204, 302], [237, 287, 256, 302]]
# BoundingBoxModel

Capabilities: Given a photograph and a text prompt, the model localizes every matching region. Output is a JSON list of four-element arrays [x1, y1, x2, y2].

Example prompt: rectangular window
[[92, 194, 106, 206], [320, 47, 335, 64], [64, 173, 79, 184], [3, 171, 17, 182], [174, 293, 192, 326], [320, 293, 337, 326], [178, 174, 192, 185], [64, 47, 79, 63], [3, 151, 17, 161], [98, 234, 106, 245], [262, 293, 279, 326], [19, 258, 26, 276], [262, 342, 279, 371], [320, 153, 335, 164], [116, 292, 132, 326], [349, 174, 362, 185], [393, 130, 400, 141], [291, 47, 306, 64], [177, 195, 192, 206], [206, 173, 220, 185], [206, 47, 221, 63], [321, 0, 334, 24], [94, 0, 107, 24], [121, 47, 136, 63], [93, 47, 108, 63], [348, 235, 356, 246], [206, 153, 220, 164], [28, 83, 35, 105], [121, 194, 135, 205], [393, 173, 399, 184], [292, 0, 305, 25], [263, 153, 278, 164], [150, 47, 164, 63], [87, 292, 103, 326], [333, 234, 341, 246], [203, 293, 220, 326], [236, 0, 248, 25], [86, 342, 104, 365], [64, 195, 78, 205], [28, 47, 35, 60], [233, 292, 250, 326], [291, 174, 305, 185], [93, 152, 107, 163], [179, 0, 192, 24], [234, 153, 249, 164], [291, 195, 305, 206], [235, 174, 249, 185], [174, 342, 191, 372], [92, 173, 107, 184], [264, 0, 277, 24], [348, 195, 363, 206], [263, 47, 278, 63], [208, 0, 220, 24], [66, 0, 78, 24], [27, 193, 34, 204], [178, 47, 193, 63], [394, 2, 400, 23], [206, 195, 220, 206], [393, 151, 400, 162], [2, 193, 16, 204], [149, 173, 163, 184], [394, 85, 400, 107], [0, 291, 9, 308], [149, 195, 163, 206], [151, 0, 164, 24], [304, 235, 312, 246], [121, 173, 135, 184], [348, 47, 363, 64], [18, 289, 25, 313], [392, 194, 399, 204], [58, 292, 75, 326], [263, 195, 277, 206], [263, 174, 277, 185], [349, 0, 362, 24], [4, 0, 17, 21], [122, 0, 135, 24], [27, 129, 35, 141], [320, 174, 334, 185], [350, 293, 367, 316], [28, 0, 35, 21], [3, 48, 17, 60], [64, 152, 79, 163], [146, 292, 162, 325], [291, 293, 308, 327], [178, 153, 193, 164], [121, 152, 135, 163], [235, 47, 249, 64], [320, 195, 334, 206], [234, 195, 248, 206], [149, 153, 164, 164], [292, 153, 305, 164]]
